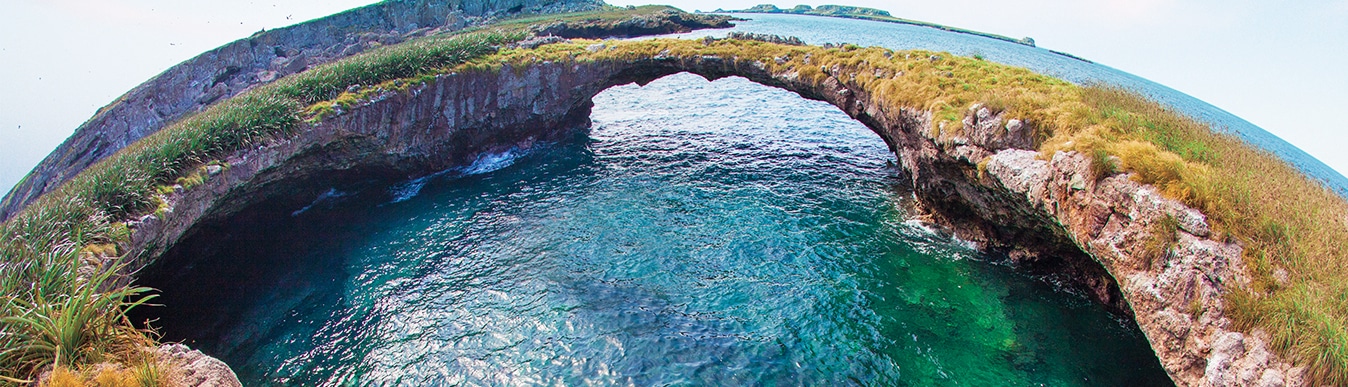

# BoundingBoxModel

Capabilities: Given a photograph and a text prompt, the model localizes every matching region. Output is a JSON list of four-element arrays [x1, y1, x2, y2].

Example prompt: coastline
[[3, 4, 1345, 385]]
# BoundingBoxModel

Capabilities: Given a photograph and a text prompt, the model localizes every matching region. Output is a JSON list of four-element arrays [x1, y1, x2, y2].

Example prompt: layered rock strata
[[116, 47, 1299, 386], [0, 0, 610, 221]]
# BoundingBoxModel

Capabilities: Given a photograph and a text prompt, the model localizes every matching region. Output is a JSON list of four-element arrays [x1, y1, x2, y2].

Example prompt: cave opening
[[132, 72, 1171, 386]]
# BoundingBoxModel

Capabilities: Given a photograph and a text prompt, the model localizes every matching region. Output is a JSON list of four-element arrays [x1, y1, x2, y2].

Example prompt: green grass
[[1140, 215, 1180, 269], [479, 4, 721, 34], [1056, 88, 1347, 384], [0, 30, 523, 383], [468, 38, 1348, 384], [1089, 148, 1120, 182], [0, 262, 156, 379], [3, 13, 1346, 385], [270, 32, 518, 105], [0, 6, 719, 382]]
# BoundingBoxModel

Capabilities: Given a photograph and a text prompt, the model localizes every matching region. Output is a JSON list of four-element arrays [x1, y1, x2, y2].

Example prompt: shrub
[[0, 260, 156, 378], [1089, 148, 1118, 182], [5, 11, 1347, 385], [1, 26, 527, 383]]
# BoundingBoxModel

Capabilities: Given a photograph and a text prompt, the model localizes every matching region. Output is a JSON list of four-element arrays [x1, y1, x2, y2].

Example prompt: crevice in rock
[[99, 46, 1296, 387]]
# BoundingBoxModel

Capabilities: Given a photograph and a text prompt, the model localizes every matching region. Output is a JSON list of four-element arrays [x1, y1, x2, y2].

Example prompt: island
[[1, 1, 1343, 386], [718, 4, 1038, 47]]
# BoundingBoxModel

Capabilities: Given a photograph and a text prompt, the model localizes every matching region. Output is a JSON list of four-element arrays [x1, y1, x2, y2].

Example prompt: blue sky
[[1, 0, 1345, 196]]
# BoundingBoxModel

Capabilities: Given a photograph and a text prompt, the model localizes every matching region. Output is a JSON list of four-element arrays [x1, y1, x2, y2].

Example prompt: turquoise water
[[664, 13, 1348, 197], [143, 74, 1170, 385]]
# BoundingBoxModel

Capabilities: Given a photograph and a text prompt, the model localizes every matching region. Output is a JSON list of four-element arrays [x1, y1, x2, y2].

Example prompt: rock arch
[[116, 43, 1291, 386]]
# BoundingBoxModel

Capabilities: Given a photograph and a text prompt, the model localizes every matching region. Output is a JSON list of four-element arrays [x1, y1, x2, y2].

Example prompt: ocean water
[[663, 13, 1348, 197], [142, 73, 1171, 386]]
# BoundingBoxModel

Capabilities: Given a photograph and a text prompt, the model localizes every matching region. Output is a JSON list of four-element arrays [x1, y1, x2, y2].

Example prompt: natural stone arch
[[135, 53, 1093, 296], [119, 42, 1285, 386]]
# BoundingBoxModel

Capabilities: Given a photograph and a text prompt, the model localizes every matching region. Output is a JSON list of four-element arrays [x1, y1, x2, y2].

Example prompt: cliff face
[[120, 48, 1297, 386], [0, 0, 606, 222], [978, 150, 1296, 387]]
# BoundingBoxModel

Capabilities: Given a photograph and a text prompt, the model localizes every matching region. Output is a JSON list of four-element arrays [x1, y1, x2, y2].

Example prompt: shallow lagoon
[[142, 73, 1171, 386]]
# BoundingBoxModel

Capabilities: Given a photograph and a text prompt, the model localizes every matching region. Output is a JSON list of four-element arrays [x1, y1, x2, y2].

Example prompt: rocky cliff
[[936, 114, 1301, 386], [113, 37, 1301, 386], [0, 0, 607, 222]]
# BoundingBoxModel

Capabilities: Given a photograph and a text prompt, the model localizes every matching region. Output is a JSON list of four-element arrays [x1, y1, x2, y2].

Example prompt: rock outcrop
[[110, 43, 1300, 385], [977, 150, 1300, 386], [157, 344, 243, 387], [809, 66, 1302, 387], [0, 0, 608, 222], [533, 8, 735, 38]]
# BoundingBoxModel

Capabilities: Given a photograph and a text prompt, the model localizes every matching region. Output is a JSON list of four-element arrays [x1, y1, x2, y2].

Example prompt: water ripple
[[145, 72, 1171, 386]]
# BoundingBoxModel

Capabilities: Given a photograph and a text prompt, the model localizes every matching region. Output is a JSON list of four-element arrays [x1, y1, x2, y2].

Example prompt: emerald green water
[[142, 73, 1171, 386]]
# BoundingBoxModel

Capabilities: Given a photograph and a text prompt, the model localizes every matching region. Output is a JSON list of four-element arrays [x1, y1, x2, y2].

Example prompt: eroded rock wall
[[0, 0, 606, 222], [119, 50, 1296, 386], [784, 57, 1302, 386], [980, 149, 1299, 386]]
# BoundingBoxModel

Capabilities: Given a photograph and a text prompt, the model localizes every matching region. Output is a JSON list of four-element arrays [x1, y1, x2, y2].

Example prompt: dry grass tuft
[[41, 367, 82, 387], [0, 7, 714, 384], [1140, 215, 1180, 269], [35, 357, 171, 387], [4, 15, 1346, 385], [466, 38, 1348, 383], [1072, 87, 1348, 385]]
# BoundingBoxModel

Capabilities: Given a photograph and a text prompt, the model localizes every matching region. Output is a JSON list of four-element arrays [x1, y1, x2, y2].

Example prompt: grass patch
[[3, 12, 1346, 385], [462, 37, 1347, 383], [0, 6, 722, 382], [270, 31, 520, 105], [1089, 148, 1120, 182], [1, 259, 156, 382], [0, 29, 524, 383], [1066, 86, 1348, 384], [1140, 215, 1180, 269], [38, 355, 169, 387]]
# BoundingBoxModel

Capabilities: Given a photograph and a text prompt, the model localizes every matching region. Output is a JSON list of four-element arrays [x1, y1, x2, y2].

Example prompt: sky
[[1, 0, 1346, 197]]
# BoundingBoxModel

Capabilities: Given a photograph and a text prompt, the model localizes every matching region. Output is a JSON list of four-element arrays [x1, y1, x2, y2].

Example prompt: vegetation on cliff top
[[2, 7, 1346, 386], [300, 36, 1348, 384], [547, 37, 1347, 383], [0, 5, 729, 384], [0, 24, 521, 387], [529, 37, 1343, 383]]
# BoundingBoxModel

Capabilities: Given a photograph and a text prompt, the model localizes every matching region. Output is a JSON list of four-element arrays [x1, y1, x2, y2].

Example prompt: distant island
[[5, 1, 1342, 385], [716, 4, 1037, 47]]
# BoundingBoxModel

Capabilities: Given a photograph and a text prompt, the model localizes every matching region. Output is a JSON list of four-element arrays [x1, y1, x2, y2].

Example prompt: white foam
[[291, 188, 349, 216], [388, 175, 433, 203], [384, 146, 535, 204], [461, 148, 523, 176]]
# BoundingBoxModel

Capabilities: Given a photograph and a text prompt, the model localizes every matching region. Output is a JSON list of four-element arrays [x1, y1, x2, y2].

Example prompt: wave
[[291, 188, 351, 217], [385, 146, 538, 204], [462, 147, 525, 176], [388, 175, 435, 204]]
